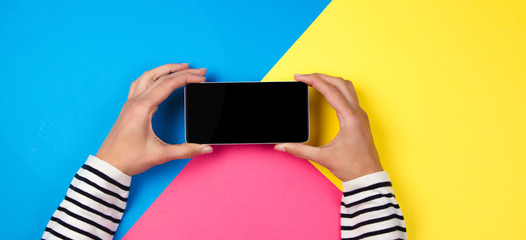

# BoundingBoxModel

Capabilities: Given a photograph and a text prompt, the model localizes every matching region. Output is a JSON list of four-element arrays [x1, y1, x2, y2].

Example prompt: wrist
[[332, 159, 383, 182], [95, 151, 135, 176]]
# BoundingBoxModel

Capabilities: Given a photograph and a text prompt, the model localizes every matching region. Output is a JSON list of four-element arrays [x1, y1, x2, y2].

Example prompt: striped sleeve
[[340, 171, 406, 240], [42, 155, 131, 240]]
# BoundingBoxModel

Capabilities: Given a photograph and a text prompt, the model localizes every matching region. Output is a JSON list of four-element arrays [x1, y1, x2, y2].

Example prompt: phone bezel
[[184, 81, 310, 145]]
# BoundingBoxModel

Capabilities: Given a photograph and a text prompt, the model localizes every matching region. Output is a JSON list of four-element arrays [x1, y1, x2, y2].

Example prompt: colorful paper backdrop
[[0, 0, 329, 239], [262, 0, 526, 239], [1, 0, 525, 239]]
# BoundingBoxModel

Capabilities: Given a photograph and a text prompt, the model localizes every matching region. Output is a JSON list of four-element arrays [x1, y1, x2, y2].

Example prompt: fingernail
[[201, 146, 213, 154], [294, 74, 305, 77], [274, 144, 286, 152]]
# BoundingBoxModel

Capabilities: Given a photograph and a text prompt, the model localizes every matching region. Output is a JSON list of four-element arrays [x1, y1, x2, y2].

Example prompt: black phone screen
[[185, 82, 309, 144]]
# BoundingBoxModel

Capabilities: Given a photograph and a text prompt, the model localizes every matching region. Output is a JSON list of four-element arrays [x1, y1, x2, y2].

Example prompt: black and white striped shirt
[[43, 156, 406, 239], [341, 171, 406, 239], [43, 156, 131, 240]]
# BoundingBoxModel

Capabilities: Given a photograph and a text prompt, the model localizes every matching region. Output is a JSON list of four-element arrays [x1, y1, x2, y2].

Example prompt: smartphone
[[185, 81, 309, 144]]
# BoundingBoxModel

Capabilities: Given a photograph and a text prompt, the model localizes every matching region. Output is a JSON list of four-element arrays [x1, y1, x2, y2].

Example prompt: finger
[[315, 73, 360, 110], [144, 68, 206, 96], [162, 143, 213, 161], [128, 80, 137, 99], [149, 63, 190, 80], [141, 72, 206, 107], [157, 68, 206, 82], [344, 80, 360, 108], [294, 74, 354, 117], [274, 143, 322, 163], [133, 63, 189, 97]]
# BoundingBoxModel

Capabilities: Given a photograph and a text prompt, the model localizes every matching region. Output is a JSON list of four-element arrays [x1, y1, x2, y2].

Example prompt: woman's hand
[[96, 63, 213, 176], [275, 73, 383, 182]]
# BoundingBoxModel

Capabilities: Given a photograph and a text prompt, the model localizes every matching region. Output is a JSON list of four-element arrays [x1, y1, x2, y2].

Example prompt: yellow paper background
[[262, 0, 526, 239]]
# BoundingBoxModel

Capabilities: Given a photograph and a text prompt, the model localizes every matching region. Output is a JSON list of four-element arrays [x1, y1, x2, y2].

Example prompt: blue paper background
[[0, 0, 329, 238]]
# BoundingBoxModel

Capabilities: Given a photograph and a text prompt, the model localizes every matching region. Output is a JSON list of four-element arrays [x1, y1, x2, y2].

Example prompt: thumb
[[274, 143, 322, 162], [163, 143, 213, 161]]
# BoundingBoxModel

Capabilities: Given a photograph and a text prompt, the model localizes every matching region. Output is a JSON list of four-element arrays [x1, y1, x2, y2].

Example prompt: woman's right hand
[[274, 73, 383, 182]]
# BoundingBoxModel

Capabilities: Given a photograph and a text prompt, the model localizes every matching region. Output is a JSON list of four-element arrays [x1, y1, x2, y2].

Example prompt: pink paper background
[[124, 144, 341, 239]]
